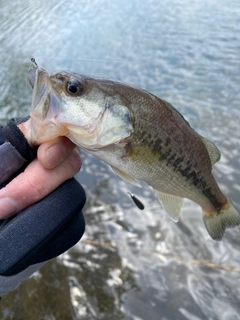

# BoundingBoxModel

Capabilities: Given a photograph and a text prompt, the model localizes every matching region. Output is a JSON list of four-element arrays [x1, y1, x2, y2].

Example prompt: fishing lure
[[127, 192, 144, 210]]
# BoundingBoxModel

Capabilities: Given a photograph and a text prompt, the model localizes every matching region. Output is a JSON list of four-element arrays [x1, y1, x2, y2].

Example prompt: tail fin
[[203, 201, 240, 241]]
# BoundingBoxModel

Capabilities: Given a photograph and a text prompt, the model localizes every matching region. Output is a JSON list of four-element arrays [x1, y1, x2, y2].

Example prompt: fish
[[28, 60, 240, 241]]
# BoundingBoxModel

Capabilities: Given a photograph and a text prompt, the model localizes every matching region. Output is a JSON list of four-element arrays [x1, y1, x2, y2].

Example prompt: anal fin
[[155, 191, 183, 222]]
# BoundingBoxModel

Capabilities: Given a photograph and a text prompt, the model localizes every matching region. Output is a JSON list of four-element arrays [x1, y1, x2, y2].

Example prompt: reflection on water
[[0, 0, 240, 319]]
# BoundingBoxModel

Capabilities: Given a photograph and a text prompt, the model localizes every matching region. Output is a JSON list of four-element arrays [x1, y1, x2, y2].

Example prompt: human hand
[[0, 127, 81, 219], [0, 119, 85, 291]]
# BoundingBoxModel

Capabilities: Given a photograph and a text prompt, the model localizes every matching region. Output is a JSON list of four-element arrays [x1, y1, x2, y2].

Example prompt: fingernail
[[0, 197, 18, 218], [46, 144, 66, 168]]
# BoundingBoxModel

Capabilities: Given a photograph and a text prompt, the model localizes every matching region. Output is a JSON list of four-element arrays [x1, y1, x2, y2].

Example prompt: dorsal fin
[[199, 135, 221, 166]]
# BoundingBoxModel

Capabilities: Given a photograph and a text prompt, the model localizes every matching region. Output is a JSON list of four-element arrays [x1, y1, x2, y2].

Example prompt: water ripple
[[0, 0, 240, 319]]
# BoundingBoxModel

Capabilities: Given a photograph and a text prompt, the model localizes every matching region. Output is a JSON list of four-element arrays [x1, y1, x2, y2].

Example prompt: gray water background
[[0, 0, 240, 319]]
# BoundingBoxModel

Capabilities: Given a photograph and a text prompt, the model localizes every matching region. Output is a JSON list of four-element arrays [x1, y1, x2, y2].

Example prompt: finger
[[38, 136, 77, 169], [0, 149, 81, 219]]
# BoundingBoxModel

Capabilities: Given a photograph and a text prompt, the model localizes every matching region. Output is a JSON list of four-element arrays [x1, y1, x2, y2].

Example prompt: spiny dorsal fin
[[199, 135, 221, 166], [155, 191, 183, 222]]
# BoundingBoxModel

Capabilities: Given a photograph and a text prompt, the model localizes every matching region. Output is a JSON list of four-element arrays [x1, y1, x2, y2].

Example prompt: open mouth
[[29, 65, 64, 144]]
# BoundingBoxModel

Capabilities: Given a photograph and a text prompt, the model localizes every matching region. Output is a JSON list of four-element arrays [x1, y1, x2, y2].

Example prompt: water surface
[[0, 0, 240, 319]]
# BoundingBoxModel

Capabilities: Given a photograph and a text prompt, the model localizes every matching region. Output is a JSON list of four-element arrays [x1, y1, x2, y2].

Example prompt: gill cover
[[66, 102, 133, 148]]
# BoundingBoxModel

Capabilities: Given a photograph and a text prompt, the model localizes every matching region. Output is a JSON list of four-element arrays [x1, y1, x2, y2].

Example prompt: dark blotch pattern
[[162, 143, 223, 209]]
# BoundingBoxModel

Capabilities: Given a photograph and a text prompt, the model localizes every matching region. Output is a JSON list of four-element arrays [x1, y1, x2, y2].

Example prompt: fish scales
[[28, 62, 240, 240], [101, 82, 223, 207], [91, 90, 224, 209]]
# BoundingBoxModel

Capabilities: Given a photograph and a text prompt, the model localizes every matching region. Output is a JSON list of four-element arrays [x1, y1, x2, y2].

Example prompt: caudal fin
[[203, 201, 240, 241]]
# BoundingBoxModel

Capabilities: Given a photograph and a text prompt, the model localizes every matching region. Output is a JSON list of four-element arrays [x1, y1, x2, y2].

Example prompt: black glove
[[0, 119, 86, 296]]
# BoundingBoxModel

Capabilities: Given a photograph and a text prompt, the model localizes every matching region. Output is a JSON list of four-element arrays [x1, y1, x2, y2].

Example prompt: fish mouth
[[28, 63, 65, 145]]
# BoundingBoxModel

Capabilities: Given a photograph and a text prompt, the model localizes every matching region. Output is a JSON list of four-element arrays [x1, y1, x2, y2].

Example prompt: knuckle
[[27, 175, 48, 200], [64, 149, 82, 177]]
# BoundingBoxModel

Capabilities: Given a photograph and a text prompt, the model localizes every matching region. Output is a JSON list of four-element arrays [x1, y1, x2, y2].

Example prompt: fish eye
[[66, 79, 83, 95]]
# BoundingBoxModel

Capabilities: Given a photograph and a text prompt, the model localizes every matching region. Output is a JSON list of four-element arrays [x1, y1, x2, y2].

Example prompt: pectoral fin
[[155, 191, 183, 222], [111, 166, 142, 187]]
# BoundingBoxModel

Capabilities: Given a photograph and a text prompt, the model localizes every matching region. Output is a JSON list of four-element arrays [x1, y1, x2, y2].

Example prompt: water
[[0, 0, 240, 319]]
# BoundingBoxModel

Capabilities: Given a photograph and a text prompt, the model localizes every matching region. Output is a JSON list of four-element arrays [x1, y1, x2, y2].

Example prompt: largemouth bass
[[28, 61, 240, 241]]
